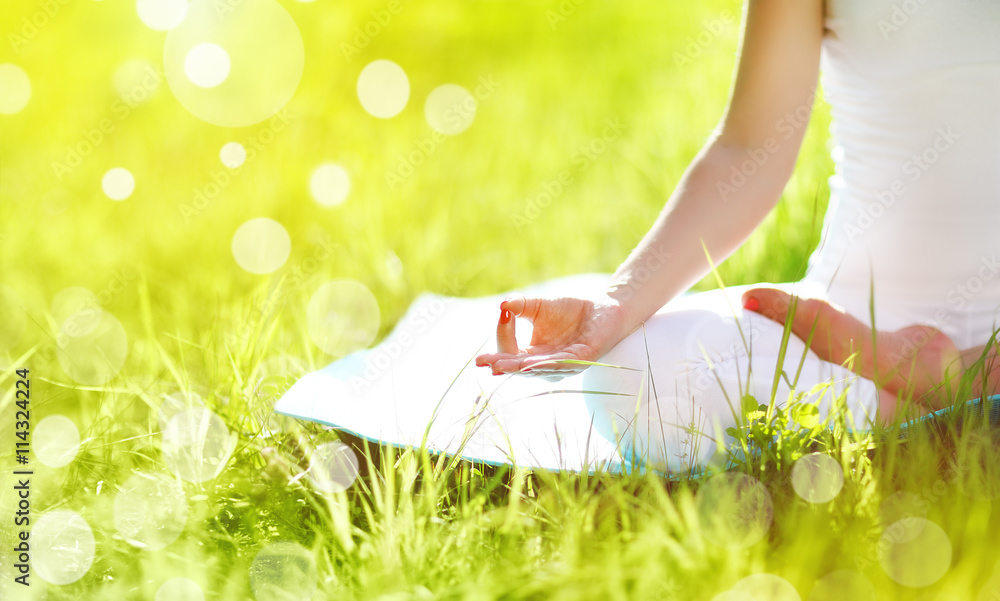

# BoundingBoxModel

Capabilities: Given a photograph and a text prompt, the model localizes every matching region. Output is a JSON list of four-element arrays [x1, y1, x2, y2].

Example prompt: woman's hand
[[741, 287, 965, 415], [474, 293, 632, 381]]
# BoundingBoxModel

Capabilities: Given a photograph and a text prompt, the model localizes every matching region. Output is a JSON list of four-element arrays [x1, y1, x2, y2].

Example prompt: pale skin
[[473, 0, 1000, 423]]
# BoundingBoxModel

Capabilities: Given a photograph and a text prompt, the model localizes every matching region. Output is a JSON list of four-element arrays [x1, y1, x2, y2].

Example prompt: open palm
[[474, 293, 630, 381]]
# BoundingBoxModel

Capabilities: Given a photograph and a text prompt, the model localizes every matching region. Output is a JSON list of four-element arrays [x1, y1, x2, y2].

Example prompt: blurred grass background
[[8, 1, 999, 600], [1, 0, 831, 346]]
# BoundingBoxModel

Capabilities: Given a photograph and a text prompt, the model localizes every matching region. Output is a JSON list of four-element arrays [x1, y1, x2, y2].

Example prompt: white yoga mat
[[275, 273, 641, 474], [275, 269, 1000, 475]]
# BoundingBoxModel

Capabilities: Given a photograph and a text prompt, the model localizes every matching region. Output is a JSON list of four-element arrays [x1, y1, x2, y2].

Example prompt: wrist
[[603, 281, 645, 336], [594, 287, 642, 345]]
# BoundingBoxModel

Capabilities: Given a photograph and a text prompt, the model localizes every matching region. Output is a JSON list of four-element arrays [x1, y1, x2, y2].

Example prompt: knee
[[579, 310, 744, 472]]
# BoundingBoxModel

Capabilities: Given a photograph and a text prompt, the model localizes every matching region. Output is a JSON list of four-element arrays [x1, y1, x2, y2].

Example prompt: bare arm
[[477, 0, 827, 378], [606, 0, 825, 338]]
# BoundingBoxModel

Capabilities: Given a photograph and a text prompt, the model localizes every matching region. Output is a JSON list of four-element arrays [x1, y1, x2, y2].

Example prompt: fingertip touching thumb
[[497, 305, 518, 353], [501, 294, 525, 317]]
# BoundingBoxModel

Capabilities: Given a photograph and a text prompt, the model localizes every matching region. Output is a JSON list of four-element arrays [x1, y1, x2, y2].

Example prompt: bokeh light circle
[[0, 284, 26, 352], [250, 542, 318, 601], [806, 570, 876, 601], [309, 163, 350, 207], [32, 510, 95, 585], [231, 217, 291, 274], [220, 142, 246, 168], [732, 574, 800, 601], [103, 167, 136, 201], [791, 453, 844, 504], [156, 577, 205, 601], [306, 279, 381, 356], [878, 491, 928, 543], [0, 64, 31, 115], [52, 286, 103, 337], [878, 518, 952, 587], [425, 84, 476, 135], [34, 415, 81, 468], [137, 0, 188, 31], [357, 59, 409, 119], [695, 472, 773, 549], [184, 43, 230, 88], [114, 472, 188, 550], [163, 0, 304, 127], [60, 308, 104, 339], [158, 390, 207, 430], [57, 311, 129, 385], [308, 441, 360, 492], [162, 406, 235, 482]]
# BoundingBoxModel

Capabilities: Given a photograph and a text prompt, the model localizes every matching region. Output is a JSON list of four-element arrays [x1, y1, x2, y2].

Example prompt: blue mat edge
[[274, 370, 1000, 479]]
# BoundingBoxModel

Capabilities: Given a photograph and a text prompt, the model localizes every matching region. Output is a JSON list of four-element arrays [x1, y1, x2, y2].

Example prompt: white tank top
[[802, 0, 1000, 348]]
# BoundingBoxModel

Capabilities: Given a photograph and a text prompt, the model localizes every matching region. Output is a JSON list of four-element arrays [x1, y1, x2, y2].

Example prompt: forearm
[[605, 136, 796, 336]]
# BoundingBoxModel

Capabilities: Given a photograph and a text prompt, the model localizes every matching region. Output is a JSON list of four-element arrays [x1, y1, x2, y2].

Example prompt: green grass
[[3, 0, 1000, 599]]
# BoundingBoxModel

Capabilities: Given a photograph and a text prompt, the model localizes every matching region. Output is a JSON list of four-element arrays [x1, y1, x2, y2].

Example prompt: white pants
[[580, 282, 881, 473]]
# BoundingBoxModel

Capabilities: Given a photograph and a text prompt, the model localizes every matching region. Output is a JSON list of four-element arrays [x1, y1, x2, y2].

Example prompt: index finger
[[502, 294, 543, 322]]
